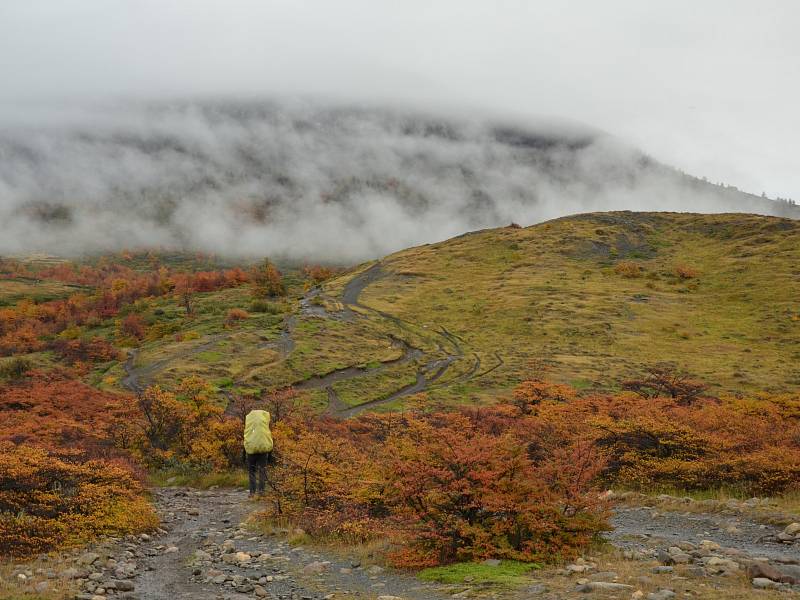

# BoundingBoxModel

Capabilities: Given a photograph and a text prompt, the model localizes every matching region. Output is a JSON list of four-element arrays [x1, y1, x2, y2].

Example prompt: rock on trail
[[73, 487, 451, 600]]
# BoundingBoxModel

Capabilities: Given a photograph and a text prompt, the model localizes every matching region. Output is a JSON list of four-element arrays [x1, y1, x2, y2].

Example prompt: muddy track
[[292, 337, 422, 392], [330, 263, 475, 414], [122, 333, 233, 394]]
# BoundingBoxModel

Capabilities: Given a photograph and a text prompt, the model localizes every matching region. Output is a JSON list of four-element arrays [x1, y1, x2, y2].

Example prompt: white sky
[[1, 0, 798, 200]]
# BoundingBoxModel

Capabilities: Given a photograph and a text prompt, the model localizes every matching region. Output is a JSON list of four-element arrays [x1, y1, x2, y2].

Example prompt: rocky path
[[67, 488, 452, 600], [11, 489, 800, 599]]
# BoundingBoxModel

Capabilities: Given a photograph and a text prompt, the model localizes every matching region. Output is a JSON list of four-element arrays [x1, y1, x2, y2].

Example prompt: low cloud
[[0, 100, 794, 262]]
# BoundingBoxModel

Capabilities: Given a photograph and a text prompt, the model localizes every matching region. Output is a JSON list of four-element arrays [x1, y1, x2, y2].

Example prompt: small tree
[[623, 363, 708, 405], [252, 259, 286, 298]]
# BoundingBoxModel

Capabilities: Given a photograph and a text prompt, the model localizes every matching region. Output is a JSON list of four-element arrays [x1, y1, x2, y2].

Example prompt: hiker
[[244, 409, 273, 496]]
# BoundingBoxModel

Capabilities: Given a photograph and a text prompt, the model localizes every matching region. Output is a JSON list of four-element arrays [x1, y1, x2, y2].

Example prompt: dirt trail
[[331, 263, 467, 415], [97, 487, 454, 600], [122, 333, 233, 394]]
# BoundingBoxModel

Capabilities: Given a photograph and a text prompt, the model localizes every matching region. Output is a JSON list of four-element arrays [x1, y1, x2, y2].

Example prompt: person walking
[[244, 409, 273, 496]]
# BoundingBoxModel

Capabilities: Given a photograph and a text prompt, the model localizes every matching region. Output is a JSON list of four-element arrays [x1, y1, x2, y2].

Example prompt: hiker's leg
[[246, 453, 257, 495], [257, 453, 267, 493]]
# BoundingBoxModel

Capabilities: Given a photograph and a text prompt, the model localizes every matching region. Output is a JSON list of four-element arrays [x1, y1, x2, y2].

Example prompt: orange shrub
[[225, 308, 249, 326], [264, 409, 608, 567], [0, 444, 157, 557], [673, 264, 699, 279], [614, 261, 642, 278], [0, 370, 133, 450]]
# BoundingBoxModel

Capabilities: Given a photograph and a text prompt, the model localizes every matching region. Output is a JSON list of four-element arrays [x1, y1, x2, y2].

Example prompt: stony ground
[[5, 488, 800, 600]]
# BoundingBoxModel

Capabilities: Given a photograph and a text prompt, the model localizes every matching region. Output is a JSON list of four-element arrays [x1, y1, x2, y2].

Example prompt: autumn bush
[[122, 378, 241, 471], [533, 390, 800, 496], [0, 443, 157, 557], [263, 409, 609, 567], [0, 370, 133, 449], [614, 260, 643, 278], [0, 261, 249, 358], [224, 308, 249, 326], [673, 264, 699, 279]]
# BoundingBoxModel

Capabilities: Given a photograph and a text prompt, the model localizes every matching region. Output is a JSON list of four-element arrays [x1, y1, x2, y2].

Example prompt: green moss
[[418, 560, 540, 585]]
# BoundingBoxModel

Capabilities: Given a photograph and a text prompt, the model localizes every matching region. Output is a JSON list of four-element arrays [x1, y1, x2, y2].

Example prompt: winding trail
[[329, 263, 469, 415], [120, 262, 491, 416], [122, 333, 234, 393]]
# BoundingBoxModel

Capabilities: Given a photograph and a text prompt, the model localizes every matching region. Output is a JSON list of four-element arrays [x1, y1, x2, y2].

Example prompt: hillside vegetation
[[323, 212, 800, 404]]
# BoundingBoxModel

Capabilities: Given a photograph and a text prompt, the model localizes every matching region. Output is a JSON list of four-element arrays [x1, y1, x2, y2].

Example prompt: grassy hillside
[[319, 212, 800, 404], [75, 212, 799, 412]]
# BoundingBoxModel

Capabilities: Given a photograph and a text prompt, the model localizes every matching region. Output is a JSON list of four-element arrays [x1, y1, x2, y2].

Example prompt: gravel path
[[609, 504, 799, 563], [83, 487, 453, 600]]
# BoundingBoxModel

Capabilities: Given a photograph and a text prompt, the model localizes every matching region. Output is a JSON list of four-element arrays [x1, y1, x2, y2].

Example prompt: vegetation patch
[[418, 559, 539, 585]]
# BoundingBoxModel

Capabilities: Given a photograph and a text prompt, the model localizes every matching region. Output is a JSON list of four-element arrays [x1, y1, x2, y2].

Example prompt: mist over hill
[[0, 100, 796, 262]]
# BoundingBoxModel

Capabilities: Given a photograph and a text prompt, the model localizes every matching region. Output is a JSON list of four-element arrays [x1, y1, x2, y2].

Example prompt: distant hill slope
[[340, 212, 800, 398], [0, 101, 797, 260]]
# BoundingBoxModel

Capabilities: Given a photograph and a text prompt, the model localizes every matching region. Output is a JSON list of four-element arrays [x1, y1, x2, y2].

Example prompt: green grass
[[341, 212, 800, 401], [149, 468, 249, 489], [0, 278, 85, 306], [418, 560, 540, 585]]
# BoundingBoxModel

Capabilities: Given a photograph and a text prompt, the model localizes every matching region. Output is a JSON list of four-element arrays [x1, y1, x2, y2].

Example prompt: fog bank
[[0, 100, 795, 262]]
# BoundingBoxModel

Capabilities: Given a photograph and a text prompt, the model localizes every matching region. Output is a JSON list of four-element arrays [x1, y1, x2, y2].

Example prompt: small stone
[[647, 591, 676, 600], [192, 549, 211, 561], [254, 585, 268, 597], [669, 553, 691, 564], [302, 561, 329, 575], [114, 580, 135, 591], [164, 546, 179, 554], [783, 523, 800, 536], [699, 540, 720, 551], [212, 574, 227, 584], [61, 567, 81, 579], [652, 566, 673, 574], [578, 582, 633, 592], [752, 577, 780, 589], [78, 552, 101, 566]]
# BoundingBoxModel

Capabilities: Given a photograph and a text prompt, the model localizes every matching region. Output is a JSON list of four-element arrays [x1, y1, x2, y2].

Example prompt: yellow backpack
[[244, 410, 273, 454]]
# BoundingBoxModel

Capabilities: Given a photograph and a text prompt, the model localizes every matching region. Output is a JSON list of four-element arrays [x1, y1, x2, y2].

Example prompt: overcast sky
[[0, 0, 797, 200]]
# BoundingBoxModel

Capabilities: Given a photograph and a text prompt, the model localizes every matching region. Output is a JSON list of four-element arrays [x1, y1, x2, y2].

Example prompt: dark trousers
[[247, 452, 269, 494]]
